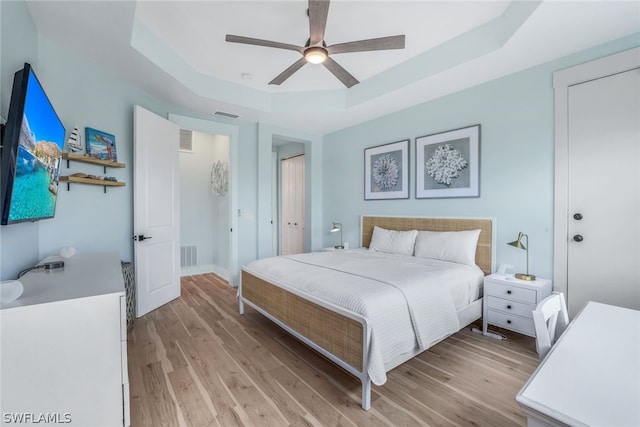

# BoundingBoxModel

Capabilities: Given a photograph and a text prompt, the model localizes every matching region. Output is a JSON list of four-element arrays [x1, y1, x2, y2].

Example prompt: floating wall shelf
[[60, 153, 126, 192]]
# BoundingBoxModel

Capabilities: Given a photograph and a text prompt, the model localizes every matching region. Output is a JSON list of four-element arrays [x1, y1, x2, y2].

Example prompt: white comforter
[[242, 249, 483, 385]]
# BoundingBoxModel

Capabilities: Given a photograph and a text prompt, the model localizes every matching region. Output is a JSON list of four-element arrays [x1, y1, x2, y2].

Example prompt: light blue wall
[[323, 34, 640, 281], [0, 1, 262, 280]]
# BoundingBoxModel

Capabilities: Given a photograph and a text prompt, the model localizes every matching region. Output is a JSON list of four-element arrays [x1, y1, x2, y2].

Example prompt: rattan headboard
[[360, 216, 494, 276]]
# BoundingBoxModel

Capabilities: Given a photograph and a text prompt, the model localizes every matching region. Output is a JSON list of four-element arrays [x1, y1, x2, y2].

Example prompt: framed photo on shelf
[[416, 124, 480, 199], [364, 139, 409, 200], [85, 127, 117, 162]]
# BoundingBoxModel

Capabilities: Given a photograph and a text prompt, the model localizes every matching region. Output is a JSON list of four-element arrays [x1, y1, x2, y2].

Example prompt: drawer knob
[[507, 320, 512, 324], [507, 290, 512, 295], [507, 305, 512, 310]]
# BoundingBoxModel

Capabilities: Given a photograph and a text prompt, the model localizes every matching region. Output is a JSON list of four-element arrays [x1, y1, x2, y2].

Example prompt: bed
[[239, 215, 495, 410]]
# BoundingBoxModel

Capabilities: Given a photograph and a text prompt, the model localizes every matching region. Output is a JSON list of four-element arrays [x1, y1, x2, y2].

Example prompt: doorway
[[169, 113, 239, 286], [179, 130, 231, 279]]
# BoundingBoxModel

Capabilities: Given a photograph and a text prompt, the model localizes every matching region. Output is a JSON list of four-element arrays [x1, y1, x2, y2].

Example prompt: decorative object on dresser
[[0, 280, 23, 303], [507, 231, 535, 280], [364, 139, 409, 200], [483, 273, 552, 338], [415, 124, 480, 199], [330, 221, 344, 249]]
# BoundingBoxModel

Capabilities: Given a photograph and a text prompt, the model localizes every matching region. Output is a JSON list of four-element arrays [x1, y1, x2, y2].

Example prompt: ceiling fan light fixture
[[304, 46, 327, 64]]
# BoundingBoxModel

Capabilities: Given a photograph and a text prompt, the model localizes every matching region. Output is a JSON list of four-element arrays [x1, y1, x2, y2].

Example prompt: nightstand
[[483, 274, 552, 337]]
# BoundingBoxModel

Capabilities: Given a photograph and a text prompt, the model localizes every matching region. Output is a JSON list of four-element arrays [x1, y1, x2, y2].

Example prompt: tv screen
[[1, 63, 66, 225]]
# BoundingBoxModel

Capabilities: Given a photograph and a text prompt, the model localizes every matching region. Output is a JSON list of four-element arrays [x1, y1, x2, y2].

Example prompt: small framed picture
[[364, 139, 409, 200], [416, 124, 480, 199], [85, 127, 117, 162]]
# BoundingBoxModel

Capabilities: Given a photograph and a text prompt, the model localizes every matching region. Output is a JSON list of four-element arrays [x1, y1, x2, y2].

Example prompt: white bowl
[[1, 280, 24, 303]]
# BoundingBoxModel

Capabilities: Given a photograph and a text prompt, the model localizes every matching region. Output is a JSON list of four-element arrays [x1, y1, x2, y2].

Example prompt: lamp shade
[[507, 232, 527, 250]]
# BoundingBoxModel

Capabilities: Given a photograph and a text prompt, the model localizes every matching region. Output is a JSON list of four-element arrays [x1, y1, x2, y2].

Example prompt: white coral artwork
[[210, 161, 228, 196], [425, 144, 468, 186], [372, 153, 400, 191]]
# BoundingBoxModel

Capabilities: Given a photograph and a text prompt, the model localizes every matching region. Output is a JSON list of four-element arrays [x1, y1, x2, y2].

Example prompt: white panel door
[[134, 106, 181, 317], [281, 155, 305, 255], [567, 68, 640, 316]]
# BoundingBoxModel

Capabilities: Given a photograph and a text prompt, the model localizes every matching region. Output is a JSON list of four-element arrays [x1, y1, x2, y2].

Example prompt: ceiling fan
[[225, 0, 405, 88]]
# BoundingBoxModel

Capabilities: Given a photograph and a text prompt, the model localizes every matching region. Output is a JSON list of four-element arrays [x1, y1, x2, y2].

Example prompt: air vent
[[180, 245, 198, 267], [179, 129, 193, 152], [213, 111, 239, 119]]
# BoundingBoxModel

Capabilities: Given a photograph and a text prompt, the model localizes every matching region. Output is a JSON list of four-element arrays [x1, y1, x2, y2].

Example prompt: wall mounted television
[[0, 63, 66, 225]]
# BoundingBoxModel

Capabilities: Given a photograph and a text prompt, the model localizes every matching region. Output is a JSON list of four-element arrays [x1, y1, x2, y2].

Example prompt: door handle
[[133, 235, 152, 241], [573, 234, 584, 242], [573, 213, 583, 220]]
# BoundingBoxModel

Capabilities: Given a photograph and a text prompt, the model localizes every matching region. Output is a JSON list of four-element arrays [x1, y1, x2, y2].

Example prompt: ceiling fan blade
[[225, 34, 304, 53], [327, 35, 405, 55], [308, 0, 330, 46], [269, 57, 308, 85], [323, 57, 359, 88]]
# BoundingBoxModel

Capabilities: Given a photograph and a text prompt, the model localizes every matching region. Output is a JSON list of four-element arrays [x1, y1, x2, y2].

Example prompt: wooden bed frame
[[239, 216, 495, 410]]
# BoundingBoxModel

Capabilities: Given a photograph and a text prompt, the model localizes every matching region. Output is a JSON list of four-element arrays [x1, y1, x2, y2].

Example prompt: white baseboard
[[180, 264, 229, 282]]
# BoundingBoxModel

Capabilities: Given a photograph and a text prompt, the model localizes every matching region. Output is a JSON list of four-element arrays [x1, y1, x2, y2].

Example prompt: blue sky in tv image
[[24, 69, 65, 147]]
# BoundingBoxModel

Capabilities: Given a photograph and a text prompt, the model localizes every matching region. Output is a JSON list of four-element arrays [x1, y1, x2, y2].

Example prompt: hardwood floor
[[128, 274, 539, 426]]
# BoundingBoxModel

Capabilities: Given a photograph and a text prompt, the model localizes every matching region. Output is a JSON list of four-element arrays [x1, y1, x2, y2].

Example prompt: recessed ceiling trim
[[131, 2, 540, 116], [347, 0, 543, 107]]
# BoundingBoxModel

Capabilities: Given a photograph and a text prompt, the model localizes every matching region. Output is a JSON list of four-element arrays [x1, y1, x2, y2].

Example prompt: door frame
[[553, 47, 640, 297], [257, 124, 322, 259], [168, 114, 240, 286]]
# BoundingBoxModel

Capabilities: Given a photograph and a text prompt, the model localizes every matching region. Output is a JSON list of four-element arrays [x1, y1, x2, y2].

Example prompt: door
[[566, 68, 640, 316], [280, 155, 305, 255], [134, 106, 181, 317]]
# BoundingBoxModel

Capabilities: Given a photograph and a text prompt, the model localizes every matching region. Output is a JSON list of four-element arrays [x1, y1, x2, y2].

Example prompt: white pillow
[[414, 229, 481, 265], [368, 226, 418, 255]]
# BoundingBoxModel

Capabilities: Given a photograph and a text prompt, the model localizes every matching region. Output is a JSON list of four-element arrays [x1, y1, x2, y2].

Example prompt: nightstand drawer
[[487, 310, 535, 336], [485, 282, 537, 304], [486, 296, 535, 319]]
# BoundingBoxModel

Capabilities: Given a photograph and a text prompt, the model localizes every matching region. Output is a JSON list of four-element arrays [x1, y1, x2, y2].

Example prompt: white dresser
[[483, 274, 552, 337], [0, 252, 130, 426]]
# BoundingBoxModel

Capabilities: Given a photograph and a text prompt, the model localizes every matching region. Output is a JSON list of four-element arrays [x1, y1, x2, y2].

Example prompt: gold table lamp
[[507, 232, 536, 281]]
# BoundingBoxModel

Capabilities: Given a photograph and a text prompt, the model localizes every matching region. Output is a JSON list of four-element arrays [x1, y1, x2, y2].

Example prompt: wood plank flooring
[[127, 274, 540, 426]]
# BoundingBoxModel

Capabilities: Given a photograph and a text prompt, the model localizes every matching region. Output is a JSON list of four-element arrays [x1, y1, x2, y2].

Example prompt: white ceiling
[[26, 1, 640, 134]]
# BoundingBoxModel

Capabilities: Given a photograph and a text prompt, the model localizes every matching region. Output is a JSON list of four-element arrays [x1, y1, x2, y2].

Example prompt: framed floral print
[[364, 139, 409, 200], [416, 124, 480, 199]]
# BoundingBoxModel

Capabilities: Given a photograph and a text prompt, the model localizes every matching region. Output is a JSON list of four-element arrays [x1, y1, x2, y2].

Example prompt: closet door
[[281, 155, 305, 255], [566, 68, 640, 316]]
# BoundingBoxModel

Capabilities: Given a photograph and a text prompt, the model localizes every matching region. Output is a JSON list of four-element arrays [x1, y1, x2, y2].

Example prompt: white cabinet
[[0, 252, 130, 426], [483, 274, 552, 337]]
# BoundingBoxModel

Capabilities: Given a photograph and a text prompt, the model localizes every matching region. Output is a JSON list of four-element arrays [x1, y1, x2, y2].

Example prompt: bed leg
[[361, 378, 371, 411], [239, 297, 244, 315]]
